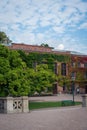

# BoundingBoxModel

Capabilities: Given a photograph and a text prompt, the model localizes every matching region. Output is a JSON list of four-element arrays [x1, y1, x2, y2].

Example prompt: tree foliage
[[18, 51, 70, 70], [0, 44, 30, 96], [40, 43, 54, 49], [0, 31, 12, 44], [41, 43, 49, 47], [6, 69, 30, 96], [28, 64, 56, 95], [0, 44, 57, 97]]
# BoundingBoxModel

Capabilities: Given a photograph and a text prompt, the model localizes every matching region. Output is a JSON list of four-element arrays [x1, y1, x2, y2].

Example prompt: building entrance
[[85, 85, 87, 94], [53, 84, 58, 94]]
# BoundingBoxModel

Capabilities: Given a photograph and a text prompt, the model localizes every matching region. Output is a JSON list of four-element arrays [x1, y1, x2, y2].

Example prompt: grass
[[29, 101, 82, 110]]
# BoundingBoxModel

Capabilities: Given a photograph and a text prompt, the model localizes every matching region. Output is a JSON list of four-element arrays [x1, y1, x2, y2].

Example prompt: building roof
[[8, 43, 87, 57], [70, 51, 87, 56], [9, 43, 52, 53]]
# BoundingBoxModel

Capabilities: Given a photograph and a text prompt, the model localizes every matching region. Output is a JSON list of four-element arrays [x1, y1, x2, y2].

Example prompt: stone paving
[[29, 93, 82, 102], [0, 94, 87, 130]]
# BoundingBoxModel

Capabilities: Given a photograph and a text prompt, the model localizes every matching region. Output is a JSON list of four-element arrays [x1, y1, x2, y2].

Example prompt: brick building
[[9, 43, 87, 94], [70, 54, 87, 94], [9, 43, 52, 53]]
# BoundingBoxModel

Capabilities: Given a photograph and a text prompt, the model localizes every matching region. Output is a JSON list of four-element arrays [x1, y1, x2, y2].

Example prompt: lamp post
[[71, 77, 75, 104]]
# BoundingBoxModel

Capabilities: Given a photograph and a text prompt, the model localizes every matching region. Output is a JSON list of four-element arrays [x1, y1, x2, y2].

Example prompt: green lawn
[[29, 101, 82, 110]]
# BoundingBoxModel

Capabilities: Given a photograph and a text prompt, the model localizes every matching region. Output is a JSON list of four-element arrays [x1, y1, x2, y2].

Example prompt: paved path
[[0, 106, 87, 130], [0, 94, 86, 130], [29, 94, 82, 102]]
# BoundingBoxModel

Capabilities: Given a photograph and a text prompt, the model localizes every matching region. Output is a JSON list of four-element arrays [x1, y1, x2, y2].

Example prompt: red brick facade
[[9, 43, 71, 55], [9, 43, 52, 53], [8, 43, 87, 94]]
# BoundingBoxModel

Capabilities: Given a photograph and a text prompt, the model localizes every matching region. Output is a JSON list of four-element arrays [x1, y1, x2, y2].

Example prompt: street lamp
[[71, 77, 75, 104]]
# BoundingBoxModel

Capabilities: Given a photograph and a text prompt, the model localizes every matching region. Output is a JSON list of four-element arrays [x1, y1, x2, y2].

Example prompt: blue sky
[[0, 0, 87, 54]]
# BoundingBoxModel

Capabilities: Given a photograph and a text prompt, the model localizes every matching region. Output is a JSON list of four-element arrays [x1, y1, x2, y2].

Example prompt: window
[[78, 62, 81, 67], [84, 63, 87, 68], [80, 63, 84, 68], [61, 63, 66, 76], [54, 63, 58, 75], [71, 72, 76, 79], [84, 72, 87, 79], [71, 62, 75, 67]]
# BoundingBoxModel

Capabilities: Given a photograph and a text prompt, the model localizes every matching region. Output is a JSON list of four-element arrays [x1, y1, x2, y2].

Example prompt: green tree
[[40, 43, 54, 49], [41, 43, 49, 47], [6, 69, 30, 96], [0, 31, 12, 44], [28, 64, 56, 95], [0, 45, 10, 96], [76, 72, 84, 81], [57, 75, 71, 92], [0, 44, 30, 97], [9, 50, 26, 69]]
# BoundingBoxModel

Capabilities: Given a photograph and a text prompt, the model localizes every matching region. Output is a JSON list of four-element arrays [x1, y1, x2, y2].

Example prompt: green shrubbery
[[0, 45, 56, 97], [0, 31, 71, 97], [0, 44, 30, 96]]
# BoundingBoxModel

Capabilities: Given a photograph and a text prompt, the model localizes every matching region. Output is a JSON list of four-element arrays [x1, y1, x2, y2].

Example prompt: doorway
[[53, 84, 58, 94], [85, 85, 87, 94]]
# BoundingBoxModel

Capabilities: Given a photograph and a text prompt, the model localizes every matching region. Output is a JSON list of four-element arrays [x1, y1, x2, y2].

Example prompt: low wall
[[82, 94, 87, 107], [0, 96, 29, 113]]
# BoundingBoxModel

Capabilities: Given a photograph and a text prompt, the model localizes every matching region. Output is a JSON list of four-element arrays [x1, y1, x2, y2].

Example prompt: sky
[[0, 0, 87, 54]]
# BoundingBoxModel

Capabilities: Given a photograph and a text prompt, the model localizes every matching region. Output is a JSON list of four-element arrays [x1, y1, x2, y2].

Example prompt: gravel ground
[[0, 94, 86, 130]]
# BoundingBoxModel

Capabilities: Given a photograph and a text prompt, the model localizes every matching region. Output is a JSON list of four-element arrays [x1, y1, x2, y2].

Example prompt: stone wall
[[0, 96, 29, 113], [82, 94, 87, 107]]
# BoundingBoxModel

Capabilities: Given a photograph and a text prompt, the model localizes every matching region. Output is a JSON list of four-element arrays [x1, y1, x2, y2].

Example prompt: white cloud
[[0, 0, 86, 28], [79, 22, 87, 29], [39, 20, 51, 27], [10, 24, 20, 31], [56, 35, 87, 54], [36, 33, 44, 42], [56, 44, 64, 50], [53, 26, 65, 33], [0, 0, 87, 54]]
